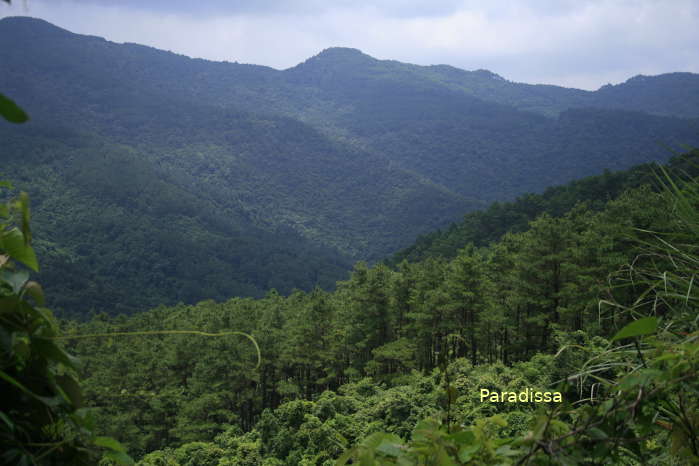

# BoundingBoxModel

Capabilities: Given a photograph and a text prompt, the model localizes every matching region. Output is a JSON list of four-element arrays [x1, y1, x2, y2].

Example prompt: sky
[[2, 0, 698, 90]]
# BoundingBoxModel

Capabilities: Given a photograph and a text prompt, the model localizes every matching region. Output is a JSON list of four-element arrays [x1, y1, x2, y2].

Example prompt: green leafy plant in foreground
[[0, 182, 132, 464], [0, 183, 262, 465], [0, 93, 28, 123]]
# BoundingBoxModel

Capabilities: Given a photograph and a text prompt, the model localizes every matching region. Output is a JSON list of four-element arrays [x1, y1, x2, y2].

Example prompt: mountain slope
[[1, 16, 699, 315], [389, 149, 699, 264], [280, 48, 699, 201]]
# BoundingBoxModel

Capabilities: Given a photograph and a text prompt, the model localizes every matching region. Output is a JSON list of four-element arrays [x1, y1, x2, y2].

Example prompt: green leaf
[[56, 374, 84, 408], [450, 430, 475, 444], [0, 94, 28, 124], [33, 338, 79, 369], [458, 443, 480, 462], [0, 269, 29, 294], [335, 448, 355, 466], [436, 447, 457, 466], [376, 440, 403, 457], [0, 411, 14, 432], [495, 445, 522, 457], [0, 369, 61, 407], [611, 317, 658, 342], [95, 436, 128, 453], [0, 296, 21, 315], [18, 192, 31, 244], [20, 281, 44, 306], [0, 228, 38, 271], [103, 450, 135, 465]]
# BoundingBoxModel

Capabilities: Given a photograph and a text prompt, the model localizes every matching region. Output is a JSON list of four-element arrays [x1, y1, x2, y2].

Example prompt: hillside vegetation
[[56, 152, 699, 464], [2, 17, 699, 315], [390, 150, 699, 264]]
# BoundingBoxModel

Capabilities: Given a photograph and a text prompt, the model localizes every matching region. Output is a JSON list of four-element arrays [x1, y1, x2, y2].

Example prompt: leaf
[[436, 447, 457, 466], [611, 317, 658, 342], [450, 430, 475, 444], [33, 338, 79, 369], [364, 432, 401, 449], [458, 443, 480, 462], [56, 374, 84, 408], [0, 411, 14, 432], [0, 369, 61, 407], [20, 281, 44, 306], [0, 228, 38, 271], [376, 440, 403, 457], [0, 93, 28, 124], [72, 408, 97, 431], [0, 269, 29, 294], [95, 436, 128, 453], [0, 296, 21, 315], [335, 448, 355, 465], [103, 450, 135, 465], [18, 192, 31, 244], [495, 445, 523, 457]]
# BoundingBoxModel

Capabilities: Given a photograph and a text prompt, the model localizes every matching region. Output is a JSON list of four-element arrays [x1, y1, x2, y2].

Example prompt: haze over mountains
[[1, 16, 699, 315]]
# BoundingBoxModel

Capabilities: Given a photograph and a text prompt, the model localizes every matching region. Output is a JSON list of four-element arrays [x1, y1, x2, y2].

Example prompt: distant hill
[[1, 16, 698, 315]]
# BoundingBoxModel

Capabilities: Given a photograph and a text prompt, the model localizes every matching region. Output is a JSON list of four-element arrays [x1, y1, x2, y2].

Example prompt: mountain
[[279, 48, 699, 201], [1, 16, 698, 315], [389, 149, 699, 264], [65, 150, 699, 463]]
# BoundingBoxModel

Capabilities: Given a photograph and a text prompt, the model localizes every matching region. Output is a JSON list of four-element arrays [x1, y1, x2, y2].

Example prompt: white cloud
[[1, 0, 697, 90]]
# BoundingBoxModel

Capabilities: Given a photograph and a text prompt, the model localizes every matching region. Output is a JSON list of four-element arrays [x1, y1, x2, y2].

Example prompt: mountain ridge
[[4, 16, 698, 104], [2, 16, 699, 315]]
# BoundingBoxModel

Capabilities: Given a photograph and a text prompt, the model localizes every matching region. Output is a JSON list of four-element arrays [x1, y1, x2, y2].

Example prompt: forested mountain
[[390, 150, 699, 263], [2, 13, 699, 465], [52, 150, 698, 464], [2, 16, 699, 315]]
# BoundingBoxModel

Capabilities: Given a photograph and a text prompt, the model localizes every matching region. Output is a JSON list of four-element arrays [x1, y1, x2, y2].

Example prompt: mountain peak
[[0, 16, 71, 36], [473, 69, 506, 81], [290, 47, 376, 71], [316, 47, 369, 58]]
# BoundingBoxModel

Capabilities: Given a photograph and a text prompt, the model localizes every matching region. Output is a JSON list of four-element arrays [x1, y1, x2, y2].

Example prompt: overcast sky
[[2, 0, 698, 90]]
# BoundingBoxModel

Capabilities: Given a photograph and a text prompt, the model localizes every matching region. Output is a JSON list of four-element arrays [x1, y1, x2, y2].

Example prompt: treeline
[[62, 153, 697, 463]]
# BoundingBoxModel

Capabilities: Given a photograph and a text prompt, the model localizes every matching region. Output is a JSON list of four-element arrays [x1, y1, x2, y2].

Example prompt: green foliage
[[610, 316, 658, 341], [0, 93, 28, 123], [390, 151, 699, 264], [341, 154, 699, 465], [5, 16, 699, 461], [3, 18, 699, 316], [44, 151, 695, 465], [0, 183, 132, 465]]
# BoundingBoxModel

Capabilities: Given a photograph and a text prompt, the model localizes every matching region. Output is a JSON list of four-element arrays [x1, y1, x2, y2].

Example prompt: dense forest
[[2, 13, 699, 466], [2, 17, 699, 316], [64, 152, 699, 465], [388, 153, 699, 264], [3, 143, 698, 463]]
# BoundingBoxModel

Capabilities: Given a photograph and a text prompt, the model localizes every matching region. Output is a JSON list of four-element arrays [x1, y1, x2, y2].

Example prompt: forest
[[3, 139, 698, 463], [3, 17, 699, 318], [1, 13, 699, 466]]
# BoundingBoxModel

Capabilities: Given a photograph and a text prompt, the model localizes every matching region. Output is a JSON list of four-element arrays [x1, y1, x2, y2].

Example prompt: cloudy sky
[[2, 0, 698, 90]]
